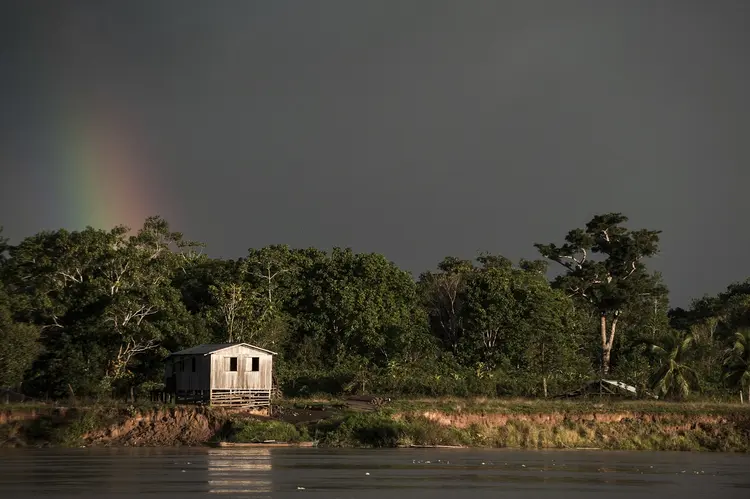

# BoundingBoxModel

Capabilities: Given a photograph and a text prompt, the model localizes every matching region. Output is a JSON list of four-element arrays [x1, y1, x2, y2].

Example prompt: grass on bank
[[225, 418, 309, 444], [277, 395, 750, 416], [3, 396, 750, 451], [304, 410, 750, 452], [0, 405, 125, 447]]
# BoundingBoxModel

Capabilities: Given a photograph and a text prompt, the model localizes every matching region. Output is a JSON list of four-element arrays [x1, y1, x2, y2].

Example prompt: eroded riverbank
[[2, 399, 749, 452]]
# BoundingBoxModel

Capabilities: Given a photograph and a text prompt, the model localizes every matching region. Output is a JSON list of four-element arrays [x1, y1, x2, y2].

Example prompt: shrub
[[231, 419, 302, 443]]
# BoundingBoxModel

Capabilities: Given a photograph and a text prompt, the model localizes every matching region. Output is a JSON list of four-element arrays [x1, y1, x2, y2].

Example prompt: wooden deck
[[170, 388, 272, 408], [210, 389, 271, 407]]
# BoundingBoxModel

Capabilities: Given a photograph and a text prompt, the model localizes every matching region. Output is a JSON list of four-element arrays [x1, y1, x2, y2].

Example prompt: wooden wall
[[209, 344, 273, 390]]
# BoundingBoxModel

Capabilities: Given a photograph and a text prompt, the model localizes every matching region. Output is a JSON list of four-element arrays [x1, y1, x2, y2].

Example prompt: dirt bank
[[2, 401, 749, 451], [0, 405, 267, 448], [83, 407, 228, 446]]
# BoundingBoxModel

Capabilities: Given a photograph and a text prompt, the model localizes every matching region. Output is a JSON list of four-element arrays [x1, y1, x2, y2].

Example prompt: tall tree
[[462, 255, 590, 395], [535, 213, 663, 375], [208, 279, 258, 343], [241, 245, 306, 349], [293, 248, 420, 370], [462, 255, 518, 368], [4, 217, 201, 396], [418, 257, 475, 353], [101, 216, 201, 384]]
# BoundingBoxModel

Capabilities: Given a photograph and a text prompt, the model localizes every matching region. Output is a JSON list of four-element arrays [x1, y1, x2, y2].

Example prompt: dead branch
[[106, 305, 158, 328], [622, 261, 638, 280], [57, 268, 84, 284]]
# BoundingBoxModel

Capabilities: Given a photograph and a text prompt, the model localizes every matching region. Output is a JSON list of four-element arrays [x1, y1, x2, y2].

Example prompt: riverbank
[[1, 398, 749, 452]]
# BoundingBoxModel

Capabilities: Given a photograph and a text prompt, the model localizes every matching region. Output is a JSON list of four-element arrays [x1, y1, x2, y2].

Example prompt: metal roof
[[601, 379, 637, 394], [168, 343, 277, 357]]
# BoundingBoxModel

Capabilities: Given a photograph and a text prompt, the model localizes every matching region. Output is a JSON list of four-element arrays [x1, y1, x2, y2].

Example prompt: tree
[[244, 245, 299, 313], [669, 279, 750, 395], [100, 216, 200, 385], [462, 256, 519, 368], [723, 328, 750, 403], [535, 213, 663, 376], [208, 280, 258, 343], [2, 216, 201, 397], [241, 245, 305, 349], [521, 281, 592, 397], [639, 329, 699, 400], [0, 283, 40, 389], [461, 256, 590, 395], [418, 257, 475, 353], [293, 248, 420, 370]]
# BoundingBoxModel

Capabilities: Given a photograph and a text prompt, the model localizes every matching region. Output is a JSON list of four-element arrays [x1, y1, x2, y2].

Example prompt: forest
[[0, 212, 748, 403]]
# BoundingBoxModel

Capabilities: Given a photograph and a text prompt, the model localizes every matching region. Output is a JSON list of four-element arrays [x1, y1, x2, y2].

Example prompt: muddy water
[[0, 447, 748, 498]]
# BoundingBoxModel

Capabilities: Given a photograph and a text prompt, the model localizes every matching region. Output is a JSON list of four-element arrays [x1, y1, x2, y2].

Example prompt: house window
[[179, 359, 185, 372], [191, 357, 196, 372], [251, 357, 260, 372], [229, 357, 238, 372]]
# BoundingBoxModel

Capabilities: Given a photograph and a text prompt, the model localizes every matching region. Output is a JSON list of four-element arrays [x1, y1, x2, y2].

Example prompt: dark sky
[[1, 0, 749, 307]]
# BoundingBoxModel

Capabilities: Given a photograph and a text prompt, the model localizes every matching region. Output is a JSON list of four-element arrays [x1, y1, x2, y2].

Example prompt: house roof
[[168, 343, 277, 357]]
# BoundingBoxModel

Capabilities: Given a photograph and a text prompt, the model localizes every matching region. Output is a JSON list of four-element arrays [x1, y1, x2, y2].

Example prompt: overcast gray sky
[[1, 0, 748, 307]]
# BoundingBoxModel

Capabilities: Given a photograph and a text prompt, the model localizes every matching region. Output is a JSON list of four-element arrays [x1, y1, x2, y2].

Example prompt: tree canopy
[[535, 213, 666, 375], [0, 214, 746, 401]]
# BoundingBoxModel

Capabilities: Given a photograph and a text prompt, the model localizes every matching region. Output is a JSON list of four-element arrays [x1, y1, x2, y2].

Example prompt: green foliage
[[314, 412, 407, 447], [0, 213, 748, 401], [230, 418, 304, 443], [303, 403, 750, 451], [535, 213, 666, 376], [638, 329, 700, 400], [0, 284, 40, 388], [723, 329, 750, 396]]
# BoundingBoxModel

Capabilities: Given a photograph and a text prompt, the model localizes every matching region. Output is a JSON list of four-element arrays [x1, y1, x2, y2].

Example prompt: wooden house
[[165, 343, 276, 407]]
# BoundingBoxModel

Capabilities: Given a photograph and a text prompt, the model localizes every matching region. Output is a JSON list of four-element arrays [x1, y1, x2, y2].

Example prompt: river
[[0, 447, 748, 498]]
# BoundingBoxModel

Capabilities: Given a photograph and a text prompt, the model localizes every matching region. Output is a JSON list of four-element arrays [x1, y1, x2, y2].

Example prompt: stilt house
[[165, 343, 276, 407]]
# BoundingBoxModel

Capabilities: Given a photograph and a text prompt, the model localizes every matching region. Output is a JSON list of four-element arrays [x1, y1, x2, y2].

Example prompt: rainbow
[[51, 99, 165, 234]]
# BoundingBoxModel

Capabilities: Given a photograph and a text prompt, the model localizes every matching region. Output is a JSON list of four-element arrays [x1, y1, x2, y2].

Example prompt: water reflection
[[207, 448, 272, 495]]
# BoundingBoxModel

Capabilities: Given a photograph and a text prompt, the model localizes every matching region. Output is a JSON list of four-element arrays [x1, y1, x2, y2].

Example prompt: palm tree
[[723, 328, 750, 403], [638, 329, 699, 400]]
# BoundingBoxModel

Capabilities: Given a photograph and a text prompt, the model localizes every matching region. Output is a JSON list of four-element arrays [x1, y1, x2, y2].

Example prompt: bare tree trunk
[[602, 348, 612, 376], [600, 314, 617, 376], [541, 343, 547, 397], [600, 315, 609, 376]]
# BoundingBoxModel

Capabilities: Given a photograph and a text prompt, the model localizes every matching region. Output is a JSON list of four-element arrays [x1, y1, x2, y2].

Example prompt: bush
[[231, 419, 303, 443], [312, 412, 404, 447]]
